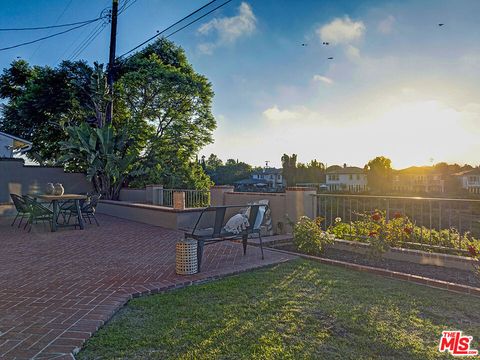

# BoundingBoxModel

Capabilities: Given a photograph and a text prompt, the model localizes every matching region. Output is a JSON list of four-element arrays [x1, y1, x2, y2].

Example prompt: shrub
[[293, 216, 334, 256], [328, 210, 480, 257]]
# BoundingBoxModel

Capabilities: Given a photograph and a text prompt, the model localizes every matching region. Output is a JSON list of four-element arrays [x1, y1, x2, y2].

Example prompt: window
[[356, 174, 360, 180], [349, 174, 353, 180]]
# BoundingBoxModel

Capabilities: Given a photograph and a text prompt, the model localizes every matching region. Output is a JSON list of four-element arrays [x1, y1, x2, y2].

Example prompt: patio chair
[[22, 195, 54, 232], [184, 204, 267, 272], [66, 194, 101, 226], [10, 194, 30, 228]]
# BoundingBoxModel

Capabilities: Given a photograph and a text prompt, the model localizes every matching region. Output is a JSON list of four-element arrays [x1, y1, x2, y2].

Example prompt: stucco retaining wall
[[0, 159, 92, 214]]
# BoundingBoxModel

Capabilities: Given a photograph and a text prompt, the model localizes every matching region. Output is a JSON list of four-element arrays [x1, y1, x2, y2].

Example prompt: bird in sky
[[322, 42, 330, 45], [301, 43, 308, 46], [438, 23, 444, 26], [327, 57, 334, 60]]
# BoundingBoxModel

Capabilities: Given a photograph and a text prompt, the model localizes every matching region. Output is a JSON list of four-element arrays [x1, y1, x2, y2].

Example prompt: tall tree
[[281, 153, 298, 186], [364, 156, 392, 194], [115, 39, 216, 189]]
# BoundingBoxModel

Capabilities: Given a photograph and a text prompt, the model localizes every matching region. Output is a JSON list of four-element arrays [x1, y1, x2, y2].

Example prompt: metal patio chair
[[65, 193, 101, 226], [10, 194, 31, 228], [22, 195, 54, 232], [184, 204, 267, 272]]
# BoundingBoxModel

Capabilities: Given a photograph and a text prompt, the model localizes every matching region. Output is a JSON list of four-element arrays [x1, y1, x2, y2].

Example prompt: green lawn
[[78, 259, 480, 359]]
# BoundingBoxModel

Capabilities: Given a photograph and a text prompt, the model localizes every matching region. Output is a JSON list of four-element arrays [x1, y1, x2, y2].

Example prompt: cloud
[[316, 16, 365, 44], [262, 105, 301, 122], [377, 15, 395, 34], [197, 2, 256, 54], [312, 74, 333, 85], [345, 45, 361, 61], [262, 105, 323, 124]]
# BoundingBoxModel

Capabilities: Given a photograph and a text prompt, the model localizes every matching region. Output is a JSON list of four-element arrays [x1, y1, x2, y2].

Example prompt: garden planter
[[331, 239, 477, 272]]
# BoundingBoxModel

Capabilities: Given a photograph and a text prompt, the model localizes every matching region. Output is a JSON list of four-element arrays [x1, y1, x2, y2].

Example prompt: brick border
[[267, 247, 480, 298]]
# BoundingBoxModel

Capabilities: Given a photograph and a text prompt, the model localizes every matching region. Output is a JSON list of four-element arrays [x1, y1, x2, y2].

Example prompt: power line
[[30, 0, 74, 62], [118, 0, 136, 14], [67, 21, 105, 60], [117, 0, 223, 58], [69, 22, 109, 60], [66, 0, 134, 62], [0, 15, 103, 31], [63, 7, 112, 61], [165, 0, 233, 39], [0, 18, 106, 52]]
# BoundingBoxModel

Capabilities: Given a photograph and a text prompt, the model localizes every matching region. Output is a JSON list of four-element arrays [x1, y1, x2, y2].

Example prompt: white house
[[251, 168, 285, 188], [0, 132, 32, 158], [455, 168, 480, 194], [326, 165, 368, 192]]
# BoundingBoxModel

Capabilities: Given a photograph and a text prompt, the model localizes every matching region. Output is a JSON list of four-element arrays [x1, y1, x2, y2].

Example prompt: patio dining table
[[32, 194, 87, 232]]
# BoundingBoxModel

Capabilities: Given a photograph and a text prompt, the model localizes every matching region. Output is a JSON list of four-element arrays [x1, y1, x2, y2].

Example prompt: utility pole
[[105, 0, 118, 126]]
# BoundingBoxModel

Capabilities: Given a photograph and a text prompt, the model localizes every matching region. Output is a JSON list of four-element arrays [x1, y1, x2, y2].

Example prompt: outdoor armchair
[[10, 194, 30, 228], [184, 204, 267, 271], [65, 194, 101, 226], [22, 195, 54, 232]]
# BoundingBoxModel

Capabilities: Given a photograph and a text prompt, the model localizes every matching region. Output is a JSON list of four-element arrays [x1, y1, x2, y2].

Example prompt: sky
[[0, 0, 479, 169]]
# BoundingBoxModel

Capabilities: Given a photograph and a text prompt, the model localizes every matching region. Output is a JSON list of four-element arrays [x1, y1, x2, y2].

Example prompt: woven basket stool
[[176, 239, 198, 275]]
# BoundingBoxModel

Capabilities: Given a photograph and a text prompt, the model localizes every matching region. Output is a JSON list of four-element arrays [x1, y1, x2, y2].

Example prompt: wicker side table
[[176, 239, 198, 275]]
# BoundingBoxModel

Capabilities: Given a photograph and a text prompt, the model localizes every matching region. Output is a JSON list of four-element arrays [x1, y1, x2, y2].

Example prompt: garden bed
[[274, 243, 480, 288]]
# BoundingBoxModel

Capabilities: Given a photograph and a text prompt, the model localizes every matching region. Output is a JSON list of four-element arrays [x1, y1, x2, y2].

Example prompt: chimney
[[343, 163, 347, 168]]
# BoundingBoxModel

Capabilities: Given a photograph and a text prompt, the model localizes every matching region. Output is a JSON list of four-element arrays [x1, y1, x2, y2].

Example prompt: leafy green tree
[[364, 156, 392, 194], [0, 39, 216, 192], [115, 39, 216, 189], [218, 159, 252, 185], [205, 153, 223, 170], [203, 154, 253, 185], [0, 60, 95, 163]]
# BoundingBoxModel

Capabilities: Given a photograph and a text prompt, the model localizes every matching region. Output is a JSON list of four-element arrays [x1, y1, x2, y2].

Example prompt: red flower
[[371, 212, 382, 222], [467, 245, 478, 257], [368, 231, 378, 237], [404, 227, 412, 235], [393, 212, 402, 219]]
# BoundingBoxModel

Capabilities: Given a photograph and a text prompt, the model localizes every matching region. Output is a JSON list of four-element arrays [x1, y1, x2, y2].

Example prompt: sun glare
[[373, 100, 475, 168]]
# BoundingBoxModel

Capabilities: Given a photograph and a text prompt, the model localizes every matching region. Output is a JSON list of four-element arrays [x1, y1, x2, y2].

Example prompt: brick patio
[[0, 215, 295, 359]]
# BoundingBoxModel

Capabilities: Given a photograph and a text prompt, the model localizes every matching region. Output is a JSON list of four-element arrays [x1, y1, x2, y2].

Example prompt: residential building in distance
[[0, 131, 32, 158], [235, 168, 286, 192], [252, 168, 285, 188], [454, 168, 480, 194], [391, 166, 445, 194], [325, 164, 368, 192]]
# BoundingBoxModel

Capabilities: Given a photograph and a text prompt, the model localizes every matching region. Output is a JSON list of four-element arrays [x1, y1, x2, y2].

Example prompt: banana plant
[[59, 123, 140, 199]]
